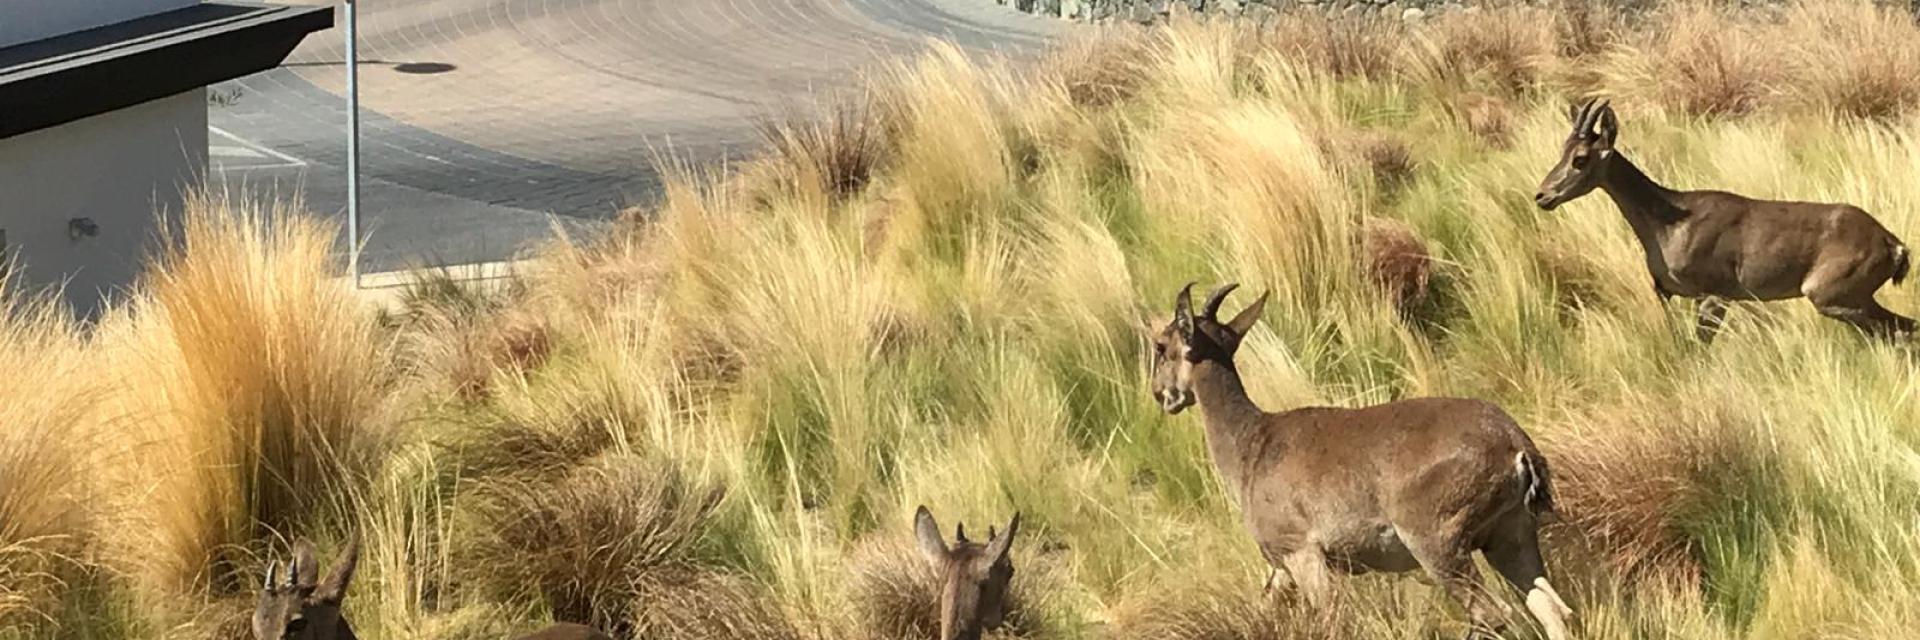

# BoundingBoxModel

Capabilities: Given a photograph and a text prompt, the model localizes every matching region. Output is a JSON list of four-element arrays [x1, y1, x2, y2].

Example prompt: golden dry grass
[[11, 4, 1920, 639]]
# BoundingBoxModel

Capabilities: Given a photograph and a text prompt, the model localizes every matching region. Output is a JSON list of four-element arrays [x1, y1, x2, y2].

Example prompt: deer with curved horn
[[1146, 283, 1574, 639], [1536, 97, 1913, 341]]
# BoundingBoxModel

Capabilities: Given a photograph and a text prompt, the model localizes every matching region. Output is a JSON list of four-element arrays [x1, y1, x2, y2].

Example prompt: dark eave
[[0, 2, 332, 140]]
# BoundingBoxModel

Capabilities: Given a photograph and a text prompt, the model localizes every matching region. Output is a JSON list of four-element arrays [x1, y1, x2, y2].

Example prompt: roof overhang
[[0, 2, 333, 140]]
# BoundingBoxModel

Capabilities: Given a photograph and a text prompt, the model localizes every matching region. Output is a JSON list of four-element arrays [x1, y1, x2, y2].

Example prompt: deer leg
[[1806, 272, 1916, 340], [1695, 297, 1730, 343], [1812, 299, 1913, 340], [1482, 519, 1574, 640], [1402, 536, 1504, 639], [1279, 549, 1333, 609]]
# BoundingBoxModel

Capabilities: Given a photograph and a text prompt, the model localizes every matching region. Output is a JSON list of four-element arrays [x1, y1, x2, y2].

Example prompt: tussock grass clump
[[0, 282, 95, 633], [1045, 27, 1155, 108], [1784, 2, 1920, 120], [99, 193, 385, 601], [1106, 571, 1453, 640], [1601, 5, 1783, 117], [755, 100, 888, 204], [1454, 91, 1515, 147], [455, 455, 729, 634], [1259, 11, 1401, 80], [629, 571, 798, 640], [1411, 6, 1558, 93], [1359, 217, 1432, 317]]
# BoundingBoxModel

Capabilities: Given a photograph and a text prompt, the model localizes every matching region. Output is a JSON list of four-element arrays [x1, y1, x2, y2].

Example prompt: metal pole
[[344, 0, 361, 286]]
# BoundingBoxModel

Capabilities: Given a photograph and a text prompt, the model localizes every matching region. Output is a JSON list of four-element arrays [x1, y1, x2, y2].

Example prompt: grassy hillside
[[8, 1, 1920, 638]]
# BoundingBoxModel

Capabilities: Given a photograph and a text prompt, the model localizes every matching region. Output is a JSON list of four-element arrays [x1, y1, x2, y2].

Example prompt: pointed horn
[[264, 559, 278, 591], [1173, 282, 1197, 325], [955, 523, 969, 544], [1201, 283, 1240, 320], [1574, 97, 1609, 138]]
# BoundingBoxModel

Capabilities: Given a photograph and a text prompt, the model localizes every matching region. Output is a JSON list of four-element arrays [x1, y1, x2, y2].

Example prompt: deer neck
[[1191, 359, 1266, 494], [1597, 153, 1686, 237]]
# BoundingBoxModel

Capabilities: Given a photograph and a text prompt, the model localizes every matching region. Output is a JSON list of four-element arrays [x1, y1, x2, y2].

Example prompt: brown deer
[[1535, 98, 1913, 341], [913, 505, 1020, 640], [253, 538, 612, 640], [1146, 283, 1573, 640]]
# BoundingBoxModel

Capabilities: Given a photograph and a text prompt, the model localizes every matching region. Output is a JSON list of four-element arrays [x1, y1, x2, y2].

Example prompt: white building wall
[[0, 90, 207, 314], [0, 0, 198, 47]]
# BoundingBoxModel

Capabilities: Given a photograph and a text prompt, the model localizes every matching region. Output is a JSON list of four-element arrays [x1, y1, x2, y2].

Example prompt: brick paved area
[[209, 0, 1062, 272]]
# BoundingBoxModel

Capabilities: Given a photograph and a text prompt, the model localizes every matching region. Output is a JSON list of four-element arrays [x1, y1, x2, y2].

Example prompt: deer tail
[[1892, 243, 1910, 285], [1516, 450, 1559, 524]]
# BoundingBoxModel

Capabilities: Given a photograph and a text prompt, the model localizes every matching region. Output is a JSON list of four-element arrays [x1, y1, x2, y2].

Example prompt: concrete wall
[[0, 0, 198, 48], [0, 90, 206, 314]]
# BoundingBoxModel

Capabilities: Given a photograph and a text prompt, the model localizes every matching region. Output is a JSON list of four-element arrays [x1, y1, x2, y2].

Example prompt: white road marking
[[209, 126, 308, 170]]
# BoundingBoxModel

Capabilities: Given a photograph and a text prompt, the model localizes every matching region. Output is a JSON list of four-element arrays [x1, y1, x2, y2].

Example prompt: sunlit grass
[[8, 3, 1920, 638]]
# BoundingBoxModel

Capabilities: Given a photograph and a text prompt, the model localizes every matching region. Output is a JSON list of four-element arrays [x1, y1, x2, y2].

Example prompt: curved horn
[[263, 559, 278, 592], [1574, 97, 1610, 138], [1201, 283, 1240, 320], [1173, 282, 1197, 322]]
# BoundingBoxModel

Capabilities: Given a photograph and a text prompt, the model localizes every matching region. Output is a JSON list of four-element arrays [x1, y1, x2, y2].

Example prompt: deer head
[[1535, 97, 1619, 211], [253, 538, 359, 640], [1146, 282, 1269, 415], [913, 506, 1020, 640]]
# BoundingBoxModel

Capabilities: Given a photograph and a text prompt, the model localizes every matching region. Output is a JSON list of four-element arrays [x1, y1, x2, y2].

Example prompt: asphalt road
[[209, 0, 1063, 272]]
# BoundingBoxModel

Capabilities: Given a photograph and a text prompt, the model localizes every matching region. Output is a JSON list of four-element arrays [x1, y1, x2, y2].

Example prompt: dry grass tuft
[[849, 537, 941, 640], [629, 571, 799, 640], [101, 193, 384, 599], [1784, 2, 1920, 120], [1046, 27, 1155, 108], [1455, 91, 1515, 148], [1413, 6, 1558, 93], [1549, 401, 1773, 585], [1360, 217, 1432, 317], [1317, 127, 1416, 192], [756, 100, 887, 203], [1550, 0, 1631, 59], [455, 454, 726, 634], [1108, 573, 1370, 640], [1260, 11, 1401, 80], [0, 280, 93, 631], [1604, 5, 1782, 117]]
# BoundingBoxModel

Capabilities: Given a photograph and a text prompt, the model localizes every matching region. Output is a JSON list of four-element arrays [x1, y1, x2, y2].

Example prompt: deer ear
[[1225, 290, 1269, 336], [913, 506, 949, 567], [315, 537, 359, 604], [290, 540, 318, 589], [985, 512, 1020, 564]]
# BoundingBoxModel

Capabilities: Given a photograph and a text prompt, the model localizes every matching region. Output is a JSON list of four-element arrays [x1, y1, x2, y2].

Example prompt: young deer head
[[913, 505, 1020, 640], [253, 538, 359, 640], [1534, 98, 1619, 211], [1146, 282, 1268, 415]]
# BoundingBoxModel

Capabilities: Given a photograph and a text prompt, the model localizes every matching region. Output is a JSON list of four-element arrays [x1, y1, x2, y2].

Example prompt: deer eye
[[1571, 153, 1590, 168], [284, 618, 308, 636]]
